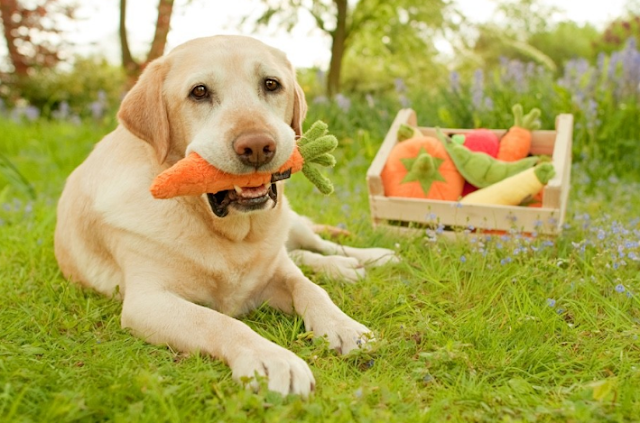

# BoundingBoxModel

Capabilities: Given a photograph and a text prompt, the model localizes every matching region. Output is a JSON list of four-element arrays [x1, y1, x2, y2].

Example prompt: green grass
[[1, 113, 639, 423]]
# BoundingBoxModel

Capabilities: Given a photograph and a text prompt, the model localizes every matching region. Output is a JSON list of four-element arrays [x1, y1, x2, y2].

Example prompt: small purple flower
[[471, 69, 484, 109], [24, 105, 40, 121], [615, 284, 626, 293], [90, 101, 105, 120], [449, 71, 460, 92], [460, 255, 467, 263], [53, 101, 70, 120], [399, 94, 411, 108], [500, 257, 512, 265], [547, 298, 556, 307], [334, 93, 351, 112], [365, 94, 375, 108], [394, 78, 406, 93]]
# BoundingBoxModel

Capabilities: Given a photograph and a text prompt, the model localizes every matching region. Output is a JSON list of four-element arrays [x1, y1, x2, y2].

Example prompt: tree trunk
[[327, 0, 348, 97], [120, 0, 174, 86], [0, 0, 29, 76], [147, 0, 174, 62], [119, 0, 138, 84]]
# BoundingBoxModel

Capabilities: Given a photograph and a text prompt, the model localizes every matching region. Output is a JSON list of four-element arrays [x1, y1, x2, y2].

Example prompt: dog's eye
[[264, 79, 280, 91], [190, 85, 208, 100]]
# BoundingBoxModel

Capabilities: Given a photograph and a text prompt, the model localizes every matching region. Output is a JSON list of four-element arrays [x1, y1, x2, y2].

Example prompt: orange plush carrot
[[150, 150, 304, 199], [150, 120, 338, 199], [496, 104, 541, 162]]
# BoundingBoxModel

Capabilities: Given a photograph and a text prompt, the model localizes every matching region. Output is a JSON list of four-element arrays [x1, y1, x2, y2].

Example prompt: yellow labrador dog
[[54, 35, 396, 398]]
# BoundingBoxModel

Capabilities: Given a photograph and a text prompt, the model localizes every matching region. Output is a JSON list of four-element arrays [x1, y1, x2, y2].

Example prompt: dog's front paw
[[312, 317, 374, 355], [323, 256, 365, 283], [230, 343, 315, 398], [357, 247, 400, 266]]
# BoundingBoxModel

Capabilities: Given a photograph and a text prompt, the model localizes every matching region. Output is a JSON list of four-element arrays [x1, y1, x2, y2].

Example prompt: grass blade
[[0, 151, 36, 200]]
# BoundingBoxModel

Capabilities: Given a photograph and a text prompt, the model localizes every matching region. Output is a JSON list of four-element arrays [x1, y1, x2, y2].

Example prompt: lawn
[[1, 101, 639, 422]]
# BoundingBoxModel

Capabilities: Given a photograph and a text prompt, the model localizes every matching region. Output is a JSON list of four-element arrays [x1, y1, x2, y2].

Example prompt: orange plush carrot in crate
[[497, 104, 541, 162]]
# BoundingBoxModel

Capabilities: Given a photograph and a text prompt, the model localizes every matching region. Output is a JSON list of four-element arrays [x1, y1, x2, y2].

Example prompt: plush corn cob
[[150, 121, 338, 199]]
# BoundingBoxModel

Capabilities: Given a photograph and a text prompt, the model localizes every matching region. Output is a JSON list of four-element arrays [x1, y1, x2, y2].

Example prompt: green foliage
[[246, 0, 449, 95], [2, 56, 125, 119], [595, 15, 640, 54], [528, 21, 601, 66]]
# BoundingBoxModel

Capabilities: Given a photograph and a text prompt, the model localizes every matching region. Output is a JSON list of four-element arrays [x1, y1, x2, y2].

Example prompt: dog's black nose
[[233, 133, 276, 168]]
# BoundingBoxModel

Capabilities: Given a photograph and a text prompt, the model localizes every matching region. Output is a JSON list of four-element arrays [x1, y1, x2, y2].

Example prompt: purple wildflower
[[547, 298, 556, 307], [449, 71, 460, 92], [365, 94, 375, 108], [399, 94, 411, 108], [335, 93, 351, 112], [90, 101, 105, 120], [471, 69, 484, 109], [615, 284, 626, 293], [53, 101, 70, 120]]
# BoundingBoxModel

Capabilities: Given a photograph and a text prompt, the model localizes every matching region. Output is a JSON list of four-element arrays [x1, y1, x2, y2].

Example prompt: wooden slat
[[367, 108, 417, 196], [552, 114, 574, 230], [369, 195, 560, 234]]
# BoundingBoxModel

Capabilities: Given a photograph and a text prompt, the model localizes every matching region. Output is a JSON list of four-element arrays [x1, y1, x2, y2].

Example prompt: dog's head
[[117, 35, 307, 217]]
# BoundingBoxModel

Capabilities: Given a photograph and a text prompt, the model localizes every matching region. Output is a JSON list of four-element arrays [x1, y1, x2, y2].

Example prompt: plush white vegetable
[[460, 163, 555, 206]]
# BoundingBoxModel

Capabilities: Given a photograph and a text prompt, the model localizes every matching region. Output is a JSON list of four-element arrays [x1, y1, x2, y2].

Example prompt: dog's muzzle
[[205, 169, 291, 217]]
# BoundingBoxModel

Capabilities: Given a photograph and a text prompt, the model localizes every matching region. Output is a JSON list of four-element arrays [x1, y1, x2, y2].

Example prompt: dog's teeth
[[234, 185, 243, 194]]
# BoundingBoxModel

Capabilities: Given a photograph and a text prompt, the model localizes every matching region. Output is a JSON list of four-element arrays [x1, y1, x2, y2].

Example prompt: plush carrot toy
[[150, 121, 338, 199], [497, 104, 541, 162]]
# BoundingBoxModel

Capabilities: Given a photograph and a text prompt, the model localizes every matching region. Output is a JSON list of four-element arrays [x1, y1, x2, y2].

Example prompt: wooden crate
[[366, 109, 574, 235]]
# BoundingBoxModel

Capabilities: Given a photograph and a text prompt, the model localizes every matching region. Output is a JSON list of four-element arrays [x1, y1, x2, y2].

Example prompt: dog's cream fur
[[54, 35, 396, 398]]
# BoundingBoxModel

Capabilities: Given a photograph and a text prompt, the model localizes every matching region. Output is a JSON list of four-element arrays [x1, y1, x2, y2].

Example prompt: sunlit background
[[65, 0, 628, 67]]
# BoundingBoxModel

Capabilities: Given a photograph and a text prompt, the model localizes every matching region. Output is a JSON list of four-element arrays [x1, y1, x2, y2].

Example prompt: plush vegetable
[[381, 136, 464, 201], [497, 104, 541, 162], [436, 128, 540, 189], [150, 120, 338, 199], [463, 129, 500, 157], [455, 129, 501, 196], [460, 162, 555, 206], [397, 123, 423, 141]]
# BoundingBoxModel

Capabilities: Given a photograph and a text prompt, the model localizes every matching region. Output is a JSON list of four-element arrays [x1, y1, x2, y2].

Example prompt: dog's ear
[[291, 81, 308, 137], [118, 59, 170, 163]]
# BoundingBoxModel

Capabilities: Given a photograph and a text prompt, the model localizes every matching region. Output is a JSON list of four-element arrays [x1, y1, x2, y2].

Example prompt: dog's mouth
[[205, 170, 291, 218]]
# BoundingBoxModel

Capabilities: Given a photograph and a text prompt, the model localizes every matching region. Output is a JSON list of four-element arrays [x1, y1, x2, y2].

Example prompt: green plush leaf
[[400, 148, 446, 195], [302, 164, 334, 194], [310, 153, 336, 167]]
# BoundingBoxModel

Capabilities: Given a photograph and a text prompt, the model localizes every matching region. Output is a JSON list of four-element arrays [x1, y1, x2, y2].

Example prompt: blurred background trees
[[248, 0, 451, 96], [0, 0, 638, 118]]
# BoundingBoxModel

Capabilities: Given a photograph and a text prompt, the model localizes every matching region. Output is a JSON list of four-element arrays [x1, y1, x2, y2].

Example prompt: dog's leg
[[263, 257, 373, 354], [121, 283, 315, 397], [286, 211, 399, 267], [288, 249, 364, 283]]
